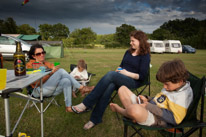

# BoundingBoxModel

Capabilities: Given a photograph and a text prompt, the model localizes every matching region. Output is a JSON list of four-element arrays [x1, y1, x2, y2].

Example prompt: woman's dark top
[[120, 50, 150, 87]]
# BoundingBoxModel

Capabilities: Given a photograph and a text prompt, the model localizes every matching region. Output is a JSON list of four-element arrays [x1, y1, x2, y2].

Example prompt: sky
[[0, 0, 206, 34]]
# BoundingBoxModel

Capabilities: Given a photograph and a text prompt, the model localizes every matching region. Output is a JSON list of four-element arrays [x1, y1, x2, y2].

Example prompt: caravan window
[[172, 43, 181, 48], [154, 43, 163, 47], [150, 43, 152, 47]]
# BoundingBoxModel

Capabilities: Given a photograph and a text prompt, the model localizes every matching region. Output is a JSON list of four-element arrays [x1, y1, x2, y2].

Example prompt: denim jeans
[[83, 71, 139, 124], [32, 68, 81, 107]]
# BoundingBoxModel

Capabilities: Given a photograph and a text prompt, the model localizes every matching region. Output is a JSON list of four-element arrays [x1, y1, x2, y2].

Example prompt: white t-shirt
[[70, 67, 88, 80]]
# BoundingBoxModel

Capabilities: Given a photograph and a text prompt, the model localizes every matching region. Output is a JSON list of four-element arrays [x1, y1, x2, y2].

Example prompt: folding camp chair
[[70, 64, 96, 86], [123, 72, 206, 137], [110, 66, 151, 104], [109, 66, 150, 120], [27, 85, 60, 112]]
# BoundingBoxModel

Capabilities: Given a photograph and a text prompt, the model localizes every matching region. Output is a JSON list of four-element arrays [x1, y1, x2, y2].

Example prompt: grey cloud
[[129, 0, 206, 13], [0, 0, 205, 34]]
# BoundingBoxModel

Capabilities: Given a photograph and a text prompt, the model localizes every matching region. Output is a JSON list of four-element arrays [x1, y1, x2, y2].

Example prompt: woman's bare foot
[[109, 103, 120, 112], [79, 86, 95, 95], [66, 107, 73, 112], [72, 92, 77, 98]]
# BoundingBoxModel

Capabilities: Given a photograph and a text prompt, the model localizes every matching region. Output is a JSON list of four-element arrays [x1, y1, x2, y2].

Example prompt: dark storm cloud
[[0, 0, 205, 34], [129, 0, 206, 13], [0, 0, 116, 22]]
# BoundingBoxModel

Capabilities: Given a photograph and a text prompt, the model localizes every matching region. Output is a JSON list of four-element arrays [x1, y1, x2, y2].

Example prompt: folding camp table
[[0, 70, 50, 137]]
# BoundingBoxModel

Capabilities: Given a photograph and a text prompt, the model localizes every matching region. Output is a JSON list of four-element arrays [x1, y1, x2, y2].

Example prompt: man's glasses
[[35, 51, 46, 56]]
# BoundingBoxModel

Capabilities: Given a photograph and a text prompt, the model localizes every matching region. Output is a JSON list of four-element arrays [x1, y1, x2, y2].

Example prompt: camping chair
[[26, 84, 60, 113], [70, 64, 96, 85], [109, 66, 150, 120], [110, 66, 151, 104], [123, 72, 206, 137]]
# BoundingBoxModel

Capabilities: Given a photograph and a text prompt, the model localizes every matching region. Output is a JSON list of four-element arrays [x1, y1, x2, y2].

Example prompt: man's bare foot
[[109, 103, 120, 112]]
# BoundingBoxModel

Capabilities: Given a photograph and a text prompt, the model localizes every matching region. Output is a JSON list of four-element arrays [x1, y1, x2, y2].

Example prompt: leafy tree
[[152, 18, 206, 49], [115, 24, 136, 47], [96, 34, 115, 45], [0, 17, 18, 34], [161, 18, 199, 38], [17, 24, 36, 34], [39, 24, 53, 40], [62, 37, 75, 48], [39, 23, 69, 40], [52, 23, 70, 40], [150, 28, 177, 40], [70, 27, 96, 46], [0, 19, 5, 34]]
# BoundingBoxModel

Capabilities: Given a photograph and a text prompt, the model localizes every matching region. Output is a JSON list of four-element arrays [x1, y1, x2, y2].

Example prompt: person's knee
[[57, 68, 66, 73], [61, 78, 71, 87], [106, 71, 116, 78], [118, 86, 127, 95], [126, 105, 141, 118]]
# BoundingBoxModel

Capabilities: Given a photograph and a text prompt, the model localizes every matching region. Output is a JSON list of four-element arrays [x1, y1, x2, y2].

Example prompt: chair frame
[[27, 82, 60, 113], [123, 74, 206, 137]]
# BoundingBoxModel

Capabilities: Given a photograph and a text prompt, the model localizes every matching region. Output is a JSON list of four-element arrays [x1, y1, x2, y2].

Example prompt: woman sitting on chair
[[26, 44, 94, 112], [72, 30, 151, 130]]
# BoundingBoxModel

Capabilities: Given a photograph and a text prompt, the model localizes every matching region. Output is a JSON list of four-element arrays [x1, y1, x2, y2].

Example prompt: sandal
[[71, 106, 91, 114], [83, 121, 96, 130]]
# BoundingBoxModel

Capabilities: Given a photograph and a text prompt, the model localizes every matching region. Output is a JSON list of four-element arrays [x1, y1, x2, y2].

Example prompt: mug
[[0, 69, 7, 90]]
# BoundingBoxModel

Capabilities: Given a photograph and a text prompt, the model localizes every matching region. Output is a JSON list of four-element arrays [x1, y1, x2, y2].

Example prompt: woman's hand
[[115, 67, 122, 72], [118, 69, 140, 80], [51, 66, 59, 74], [119, 69, 128, 75]]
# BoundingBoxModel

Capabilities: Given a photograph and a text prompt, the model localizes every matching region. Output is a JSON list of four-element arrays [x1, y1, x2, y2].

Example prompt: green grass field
[[1, 49, 206, 137]]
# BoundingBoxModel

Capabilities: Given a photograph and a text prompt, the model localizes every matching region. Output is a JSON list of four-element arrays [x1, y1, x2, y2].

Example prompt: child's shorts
[[130, 93, 155, 126], [138, 110, 155, 126]]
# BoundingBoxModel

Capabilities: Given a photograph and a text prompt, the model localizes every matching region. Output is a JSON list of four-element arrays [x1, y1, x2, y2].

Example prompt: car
[[0, 35, 32, 61], [182, 45, 196, 53]]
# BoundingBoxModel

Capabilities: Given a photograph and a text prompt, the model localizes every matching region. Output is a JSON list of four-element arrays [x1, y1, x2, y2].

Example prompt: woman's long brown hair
[[129, 30, 150, 55]]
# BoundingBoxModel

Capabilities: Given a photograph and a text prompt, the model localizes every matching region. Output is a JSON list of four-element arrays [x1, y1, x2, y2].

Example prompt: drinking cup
[[0, 69, 7, 90]]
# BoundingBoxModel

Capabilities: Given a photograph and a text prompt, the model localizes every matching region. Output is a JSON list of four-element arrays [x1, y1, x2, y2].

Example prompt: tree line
[[0, 17, 205, 49]]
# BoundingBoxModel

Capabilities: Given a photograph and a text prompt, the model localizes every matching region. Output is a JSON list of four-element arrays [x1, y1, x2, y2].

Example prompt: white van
[[163, 40, 182, 53], [148, 40, 165, 53], [0, 35, 32, 60]]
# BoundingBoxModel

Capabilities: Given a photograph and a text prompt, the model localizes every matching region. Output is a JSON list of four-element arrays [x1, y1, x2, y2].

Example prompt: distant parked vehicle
[[182, 45, 196, 53], [0, 35, 32, 61], [148, 40, 165, 53], [163, 40, 182, 53]]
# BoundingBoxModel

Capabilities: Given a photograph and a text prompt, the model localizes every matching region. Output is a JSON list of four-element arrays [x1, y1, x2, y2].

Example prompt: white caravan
[[163, 40, 182, 53], [148, 40, 165, 53]]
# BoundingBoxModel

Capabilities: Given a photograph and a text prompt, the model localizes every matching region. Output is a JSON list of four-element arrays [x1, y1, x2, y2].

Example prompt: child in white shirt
[[70, 59, 88, 97]]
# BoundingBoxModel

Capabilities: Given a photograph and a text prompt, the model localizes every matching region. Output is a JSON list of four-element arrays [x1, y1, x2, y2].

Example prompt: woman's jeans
[[32, 68, 81, 107], [83, 71, 139, 124]]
